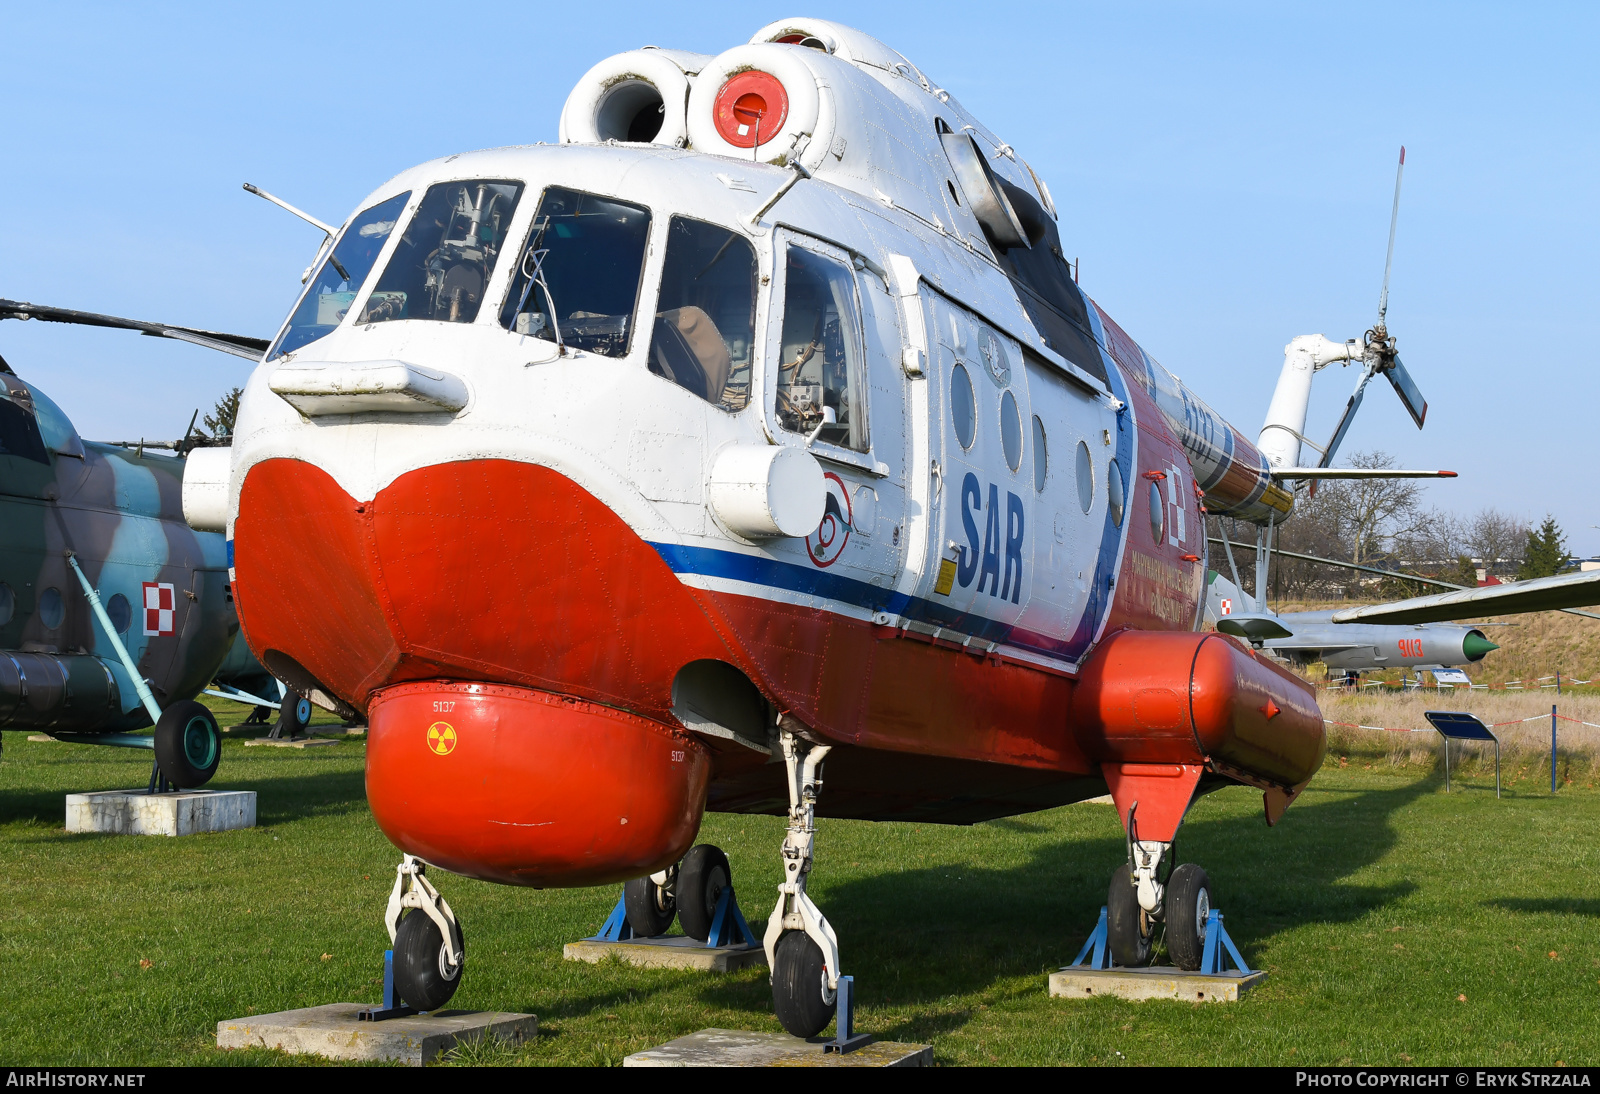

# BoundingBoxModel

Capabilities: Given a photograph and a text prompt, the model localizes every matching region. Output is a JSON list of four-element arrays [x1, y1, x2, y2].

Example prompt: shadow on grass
[[1486, 898, 1600, 917], [693, 777, 1434, 1016]]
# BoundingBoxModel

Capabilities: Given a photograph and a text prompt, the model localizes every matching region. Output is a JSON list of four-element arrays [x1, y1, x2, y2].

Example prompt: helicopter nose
[[231, 456, 739, 717], [230, 455, 740, 885]]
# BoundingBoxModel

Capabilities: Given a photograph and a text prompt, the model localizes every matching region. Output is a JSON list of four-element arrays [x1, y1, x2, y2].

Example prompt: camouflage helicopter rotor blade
[[0, 298, 269, 361]]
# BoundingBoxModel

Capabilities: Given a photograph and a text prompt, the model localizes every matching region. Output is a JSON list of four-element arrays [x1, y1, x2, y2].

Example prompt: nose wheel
[[764, 730, 845, 1039], [383, 855, 464, 1011]]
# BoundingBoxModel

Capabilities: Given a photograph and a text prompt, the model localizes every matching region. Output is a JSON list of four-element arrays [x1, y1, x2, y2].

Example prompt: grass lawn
[[2, 717, 1597, 1067]]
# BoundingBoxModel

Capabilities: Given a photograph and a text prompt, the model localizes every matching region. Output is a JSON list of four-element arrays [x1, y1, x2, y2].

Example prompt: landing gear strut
[[764, 730, 841, 1038], [384, 855, 465, 1011], [1105, 827, 1214, 971]]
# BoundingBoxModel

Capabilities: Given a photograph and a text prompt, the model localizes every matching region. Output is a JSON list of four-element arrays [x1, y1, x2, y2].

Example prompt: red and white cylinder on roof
[[686, 45, 821, 164]]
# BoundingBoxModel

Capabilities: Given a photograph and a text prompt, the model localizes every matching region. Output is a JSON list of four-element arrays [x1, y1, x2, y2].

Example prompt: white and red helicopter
[[16, 16, 1600, 1037]]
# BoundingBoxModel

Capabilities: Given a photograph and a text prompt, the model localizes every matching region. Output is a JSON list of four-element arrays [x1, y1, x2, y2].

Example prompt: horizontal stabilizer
[[1331, 570, 1600, 625], [1215, 615, 1294, 642], [0, 298, 269, 361], [1270, 468, 1456, 480]]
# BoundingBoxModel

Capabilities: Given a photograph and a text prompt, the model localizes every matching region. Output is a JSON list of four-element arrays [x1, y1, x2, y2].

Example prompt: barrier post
[[1552, 705, 1558, 794]]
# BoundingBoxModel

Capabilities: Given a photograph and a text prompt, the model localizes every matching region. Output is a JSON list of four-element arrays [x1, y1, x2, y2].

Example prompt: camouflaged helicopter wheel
[[1106, 863, 1155, 967], [772, 929, 836, 1038], [275, 691, 311, 738], [393, 909, 463, 1012], [153, 700, 221, 788]]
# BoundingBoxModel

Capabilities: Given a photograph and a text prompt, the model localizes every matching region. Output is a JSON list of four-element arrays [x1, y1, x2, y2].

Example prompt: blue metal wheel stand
[[357, 949, 419, 1021]]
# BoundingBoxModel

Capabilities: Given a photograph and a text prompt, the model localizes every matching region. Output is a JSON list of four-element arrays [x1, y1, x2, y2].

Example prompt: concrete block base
[[245, 737, 339, 748], [217, 1004, 536, 1065], [624, 1028, 932, 1067], [66, 789, 256, 837], [1049, 965, 1267, 1003], [564, 936, 767, 973]]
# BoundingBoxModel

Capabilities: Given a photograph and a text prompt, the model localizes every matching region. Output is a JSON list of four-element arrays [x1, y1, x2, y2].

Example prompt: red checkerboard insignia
[[142, 582, 176, 636]]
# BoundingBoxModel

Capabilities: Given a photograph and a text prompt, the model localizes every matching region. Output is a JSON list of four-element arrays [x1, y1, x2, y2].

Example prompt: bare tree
[[1465, 508, 1525, 580], [1322, 450, 1423, 569]]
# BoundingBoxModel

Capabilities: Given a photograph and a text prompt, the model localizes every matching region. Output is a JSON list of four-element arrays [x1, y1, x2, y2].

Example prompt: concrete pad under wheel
[[624, 1028, 932, 1067], [564, 936, 767, 972], [1049, 965, 1267, 1003], [244, 737, 339, 748], [216, 1003, 537, 1065], [66, 789, 256, 837]]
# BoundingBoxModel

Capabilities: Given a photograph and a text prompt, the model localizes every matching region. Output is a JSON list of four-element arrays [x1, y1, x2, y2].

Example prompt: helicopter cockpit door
[[765, 229, 905, 593]]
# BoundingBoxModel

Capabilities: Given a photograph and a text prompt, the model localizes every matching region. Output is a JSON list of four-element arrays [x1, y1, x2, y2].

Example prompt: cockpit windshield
[[500, 188, 651, 357], [269, 192, 410, 358], [361, 180, 523, 326]]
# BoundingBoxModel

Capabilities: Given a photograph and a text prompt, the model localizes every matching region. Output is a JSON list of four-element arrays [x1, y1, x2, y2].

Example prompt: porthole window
[[1000, 390, 1022, 471], [1107, 459, 1125, 527], [950, 363, 976, 449], [1075, 441, 1094, 513], [106, 593, 131, 634], [39, 586, 63, 630], [0, 582, 13, 626], [1032, 416, 1048, 492], [1149, 481, 1165, 543]]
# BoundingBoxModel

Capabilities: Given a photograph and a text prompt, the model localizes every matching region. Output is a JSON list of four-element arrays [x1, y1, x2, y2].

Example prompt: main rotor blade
[[1330, 569, 1600, 625], [1385, 354, 1428, 429], [1377, 145, 1405, 328], [1206, 538, 1464, 589], [0, 298, 268, 361], [1270, 467, 1455, 480]]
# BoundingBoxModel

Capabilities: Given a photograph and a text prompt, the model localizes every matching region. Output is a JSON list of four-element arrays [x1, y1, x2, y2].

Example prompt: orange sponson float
[[1071, 629, 1326, 838], [365, 681, 711, 887]]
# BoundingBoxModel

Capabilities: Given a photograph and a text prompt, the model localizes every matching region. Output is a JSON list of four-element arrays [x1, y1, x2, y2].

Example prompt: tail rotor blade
[[1317, 369, 1374, 469], [1385, 354, 1428, 429]]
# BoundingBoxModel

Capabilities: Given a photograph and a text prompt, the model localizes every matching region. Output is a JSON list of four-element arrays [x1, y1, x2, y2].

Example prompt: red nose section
[[367, 682, 710, 887], [231, 457, 739, 719]]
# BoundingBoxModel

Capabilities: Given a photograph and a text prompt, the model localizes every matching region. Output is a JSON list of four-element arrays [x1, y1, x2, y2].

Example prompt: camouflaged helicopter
[[0, 313, 307, 787]]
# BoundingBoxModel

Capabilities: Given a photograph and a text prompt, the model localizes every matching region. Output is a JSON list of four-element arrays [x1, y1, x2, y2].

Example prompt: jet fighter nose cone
[[1463, 632, 1500, 661]]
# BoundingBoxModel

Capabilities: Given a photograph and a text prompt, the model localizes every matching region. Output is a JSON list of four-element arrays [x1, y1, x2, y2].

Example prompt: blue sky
[[2, 3, 1595, 549]]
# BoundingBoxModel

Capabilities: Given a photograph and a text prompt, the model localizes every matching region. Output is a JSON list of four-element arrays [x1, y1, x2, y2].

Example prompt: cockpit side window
[[500, 188, 651, 358], [269, 191, 410, 358], [0, 391, 49, 465], [649, 217, 757, 410], [775, 245, 869, 452], [361, 180, 524, 326]]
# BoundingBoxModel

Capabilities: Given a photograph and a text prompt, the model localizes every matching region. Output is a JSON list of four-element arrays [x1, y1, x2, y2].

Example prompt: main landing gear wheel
[[152, 700, 221, 788], [677, 844, 730, 942], [393, 910, 464, 1011], [625, 868, 677, 937], [772, 929, 836, 1038], [1164, 864, 1211, 971], [1107, 862, 1155, 967]]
